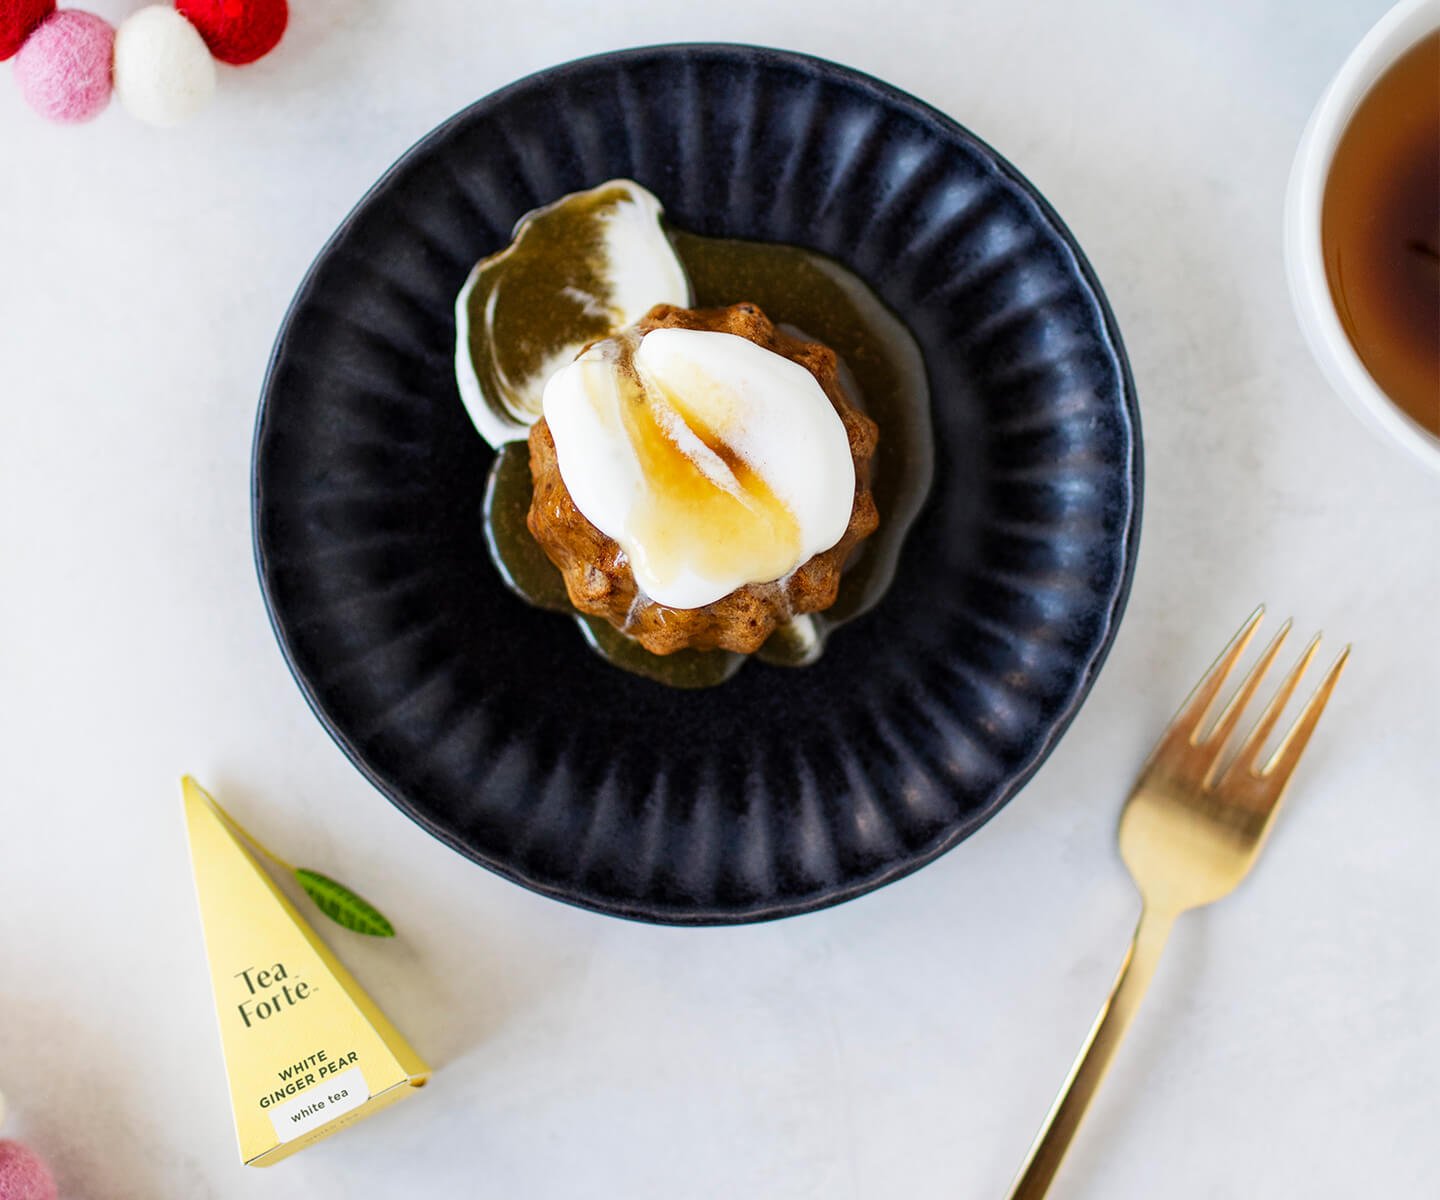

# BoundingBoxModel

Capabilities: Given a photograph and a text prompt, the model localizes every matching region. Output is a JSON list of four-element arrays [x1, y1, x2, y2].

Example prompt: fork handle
[[1005, 905, 1177, 1200]]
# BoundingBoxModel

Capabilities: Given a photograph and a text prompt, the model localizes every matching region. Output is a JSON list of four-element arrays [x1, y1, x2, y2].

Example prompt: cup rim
[[1283, 0, 1440, 476]]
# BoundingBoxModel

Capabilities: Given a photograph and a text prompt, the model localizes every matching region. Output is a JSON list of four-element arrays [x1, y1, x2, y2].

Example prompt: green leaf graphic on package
[[184, 777, 397, 938], [293, 868, 396, 937]]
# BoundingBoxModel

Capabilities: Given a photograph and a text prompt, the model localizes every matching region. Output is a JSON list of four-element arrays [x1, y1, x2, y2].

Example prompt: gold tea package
[[181, 778, 429, 1166]]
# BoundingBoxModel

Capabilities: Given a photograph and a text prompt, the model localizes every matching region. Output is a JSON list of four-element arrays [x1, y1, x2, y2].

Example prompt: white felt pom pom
[[113, 5, 216, 127]]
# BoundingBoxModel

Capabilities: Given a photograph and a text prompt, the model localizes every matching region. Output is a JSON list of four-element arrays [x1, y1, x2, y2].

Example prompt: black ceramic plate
[[254, 45, 1141, 924]]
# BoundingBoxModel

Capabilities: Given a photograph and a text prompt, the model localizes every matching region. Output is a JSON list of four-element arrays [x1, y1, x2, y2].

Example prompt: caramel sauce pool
[[1322, 32, 1440, 435], [465, 183, 647, 428], [483, 231, 933, 688]]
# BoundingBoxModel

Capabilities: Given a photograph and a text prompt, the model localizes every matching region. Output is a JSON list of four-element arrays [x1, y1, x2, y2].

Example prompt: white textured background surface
[[2, 1, 1436, 1196]]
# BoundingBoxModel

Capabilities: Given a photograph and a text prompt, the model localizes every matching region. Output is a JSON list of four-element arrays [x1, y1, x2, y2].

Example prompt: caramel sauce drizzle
[[603, 334, 803, 595]]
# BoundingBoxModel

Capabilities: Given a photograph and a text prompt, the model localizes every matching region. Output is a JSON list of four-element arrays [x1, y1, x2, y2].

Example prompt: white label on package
[[267, 1066, 370, 1143]]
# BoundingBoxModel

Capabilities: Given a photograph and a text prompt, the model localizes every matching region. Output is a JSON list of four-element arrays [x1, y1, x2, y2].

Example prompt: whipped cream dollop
[[455, 180, 691, 446], [542, 328, 856, 609]]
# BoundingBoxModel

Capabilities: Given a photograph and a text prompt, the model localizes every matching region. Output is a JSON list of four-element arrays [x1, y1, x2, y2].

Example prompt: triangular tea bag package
[[181, 777, 429, 1166]]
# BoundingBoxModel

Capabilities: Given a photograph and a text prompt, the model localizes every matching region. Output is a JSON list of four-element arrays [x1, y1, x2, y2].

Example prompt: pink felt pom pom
[[0, 0, 54, 61], [0, 1140, 57, 1200], [13, 8, 114, 123]]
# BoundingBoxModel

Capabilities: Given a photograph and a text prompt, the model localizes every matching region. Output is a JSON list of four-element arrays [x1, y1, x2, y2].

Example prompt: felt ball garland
[[6, 0, 285, 125]]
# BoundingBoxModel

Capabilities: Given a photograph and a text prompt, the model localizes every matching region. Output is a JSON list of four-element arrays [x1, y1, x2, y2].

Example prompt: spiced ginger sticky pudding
[[529, 301, 878, 654], [454, 179, 932, 687]]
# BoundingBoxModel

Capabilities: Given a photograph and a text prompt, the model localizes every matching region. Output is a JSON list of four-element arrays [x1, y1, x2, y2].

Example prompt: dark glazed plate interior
[[253, 45, 1141, 924]]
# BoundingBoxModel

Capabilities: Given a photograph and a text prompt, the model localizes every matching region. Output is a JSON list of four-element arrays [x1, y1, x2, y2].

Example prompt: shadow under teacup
[[1286, 0, 1440, 474]]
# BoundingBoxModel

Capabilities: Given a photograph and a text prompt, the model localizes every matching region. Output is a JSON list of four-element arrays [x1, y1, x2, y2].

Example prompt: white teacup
[[1284, 0, 1440, 475]]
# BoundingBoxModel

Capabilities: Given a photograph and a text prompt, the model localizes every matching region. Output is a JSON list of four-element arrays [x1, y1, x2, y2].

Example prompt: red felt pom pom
[[1, 0, 55, 61], [173, 0, 286, 65]]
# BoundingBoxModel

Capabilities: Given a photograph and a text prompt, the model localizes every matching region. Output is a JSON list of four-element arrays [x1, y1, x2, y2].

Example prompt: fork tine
[[1260, 645, 1351, 783], [1170, 606, 1265, 743], [1204, 619, 1291, 745], [1201, 619, 1291, 782], [1222, 634, 1321, 782]]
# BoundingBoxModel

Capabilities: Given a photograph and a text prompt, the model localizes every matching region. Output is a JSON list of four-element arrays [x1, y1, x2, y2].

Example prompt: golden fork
[[1006, 607, 1350, 1199]]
